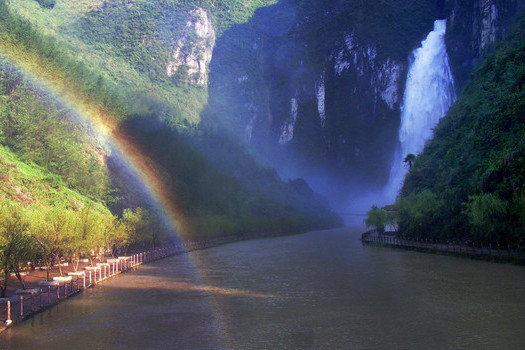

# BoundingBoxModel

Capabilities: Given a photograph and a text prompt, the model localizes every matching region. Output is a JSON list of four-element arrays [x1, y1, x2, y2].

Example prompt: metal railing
[[361, 230, 525, 263], [0, 234, 251, 329]]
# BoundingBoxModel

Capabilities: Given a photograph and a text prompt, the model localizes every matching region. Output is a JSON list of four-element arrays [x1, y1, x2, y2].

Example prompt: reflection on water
[[2, 227, 525, 349], [111, 276, 277, 299]]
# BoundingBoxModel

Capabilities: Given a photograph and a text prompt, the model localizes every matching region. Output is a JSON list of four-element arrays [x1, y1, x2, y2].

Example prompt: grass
[[0, 144, 103, 210]]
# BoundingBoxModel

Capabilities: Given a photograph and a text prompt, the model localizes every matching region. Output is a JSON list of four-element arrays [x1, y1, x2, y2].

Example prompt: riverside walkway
[[361, 230, 525, 264], [0, 235, 249, 332]]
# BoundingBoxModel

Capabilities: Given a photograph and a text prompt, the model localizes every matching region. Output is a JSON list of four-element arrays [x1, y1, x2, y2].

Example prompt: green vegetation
[[391, 15, 525, 247], [33, 0, 55, 9], [403, 154, 416, 169], [0, 0, 129, 122], [0, 57, 111, 201], [120, 116, 342, 238], [365, 205, 396, 234], [0, 143, 163, 296], [0, 0, 340, 254], [204, 0, 439, 188], [7, 0, 277, 126], [0, 203, 32, 295]]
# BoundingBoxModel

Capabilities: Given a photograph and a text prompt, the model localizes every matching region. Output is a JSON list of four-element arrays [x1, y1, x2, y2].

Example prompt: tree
[[396, 190, 444, 240], [32, 206, 75, 279], [107, 219, 131, 257], [119, 208, 148, 254], [365, 205, 396, 234], [35, 0, 55, 9], [403, 153, 416, 169], [465, 193, 507, 244], [76, 206, 106, 266], [98, 212, 120, 260], [0, 203, 34, 297], [0, 58, 23, 96]]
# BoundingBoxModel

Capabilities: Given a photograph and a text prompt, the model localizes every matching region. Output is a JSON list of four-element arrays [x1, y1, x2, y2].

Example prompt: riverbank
[[4, 227, 525, 349], [0, 228, 316, 333], [0, 234, 252, 333], [361, 230, 525, 265]]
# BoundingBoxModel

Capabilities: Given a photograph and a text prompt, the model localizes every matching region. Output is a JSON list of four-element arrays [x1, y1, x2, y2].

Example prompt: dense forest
[[387, 15, 525, 247]]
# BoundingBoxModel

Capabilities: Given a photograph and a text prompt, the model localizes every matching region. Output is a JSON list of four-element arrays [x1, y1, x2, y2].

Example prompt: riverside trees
[[365, 206, 396, 234], [0, 203, 33, 297], [0, 202, 162, 295]]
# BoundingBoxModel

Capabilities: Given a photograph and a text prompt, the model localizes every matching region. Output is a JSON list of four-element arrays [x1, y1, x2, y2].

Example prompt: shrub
[[35, 0, 55, 9], [396, 190, 443, 240], [365, 205, 396, 234]]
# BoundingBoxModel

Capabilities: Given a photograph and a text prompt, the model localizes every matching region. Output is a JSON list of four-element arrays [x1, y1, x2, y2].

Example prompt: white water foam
[[383, 19, 456, 202]]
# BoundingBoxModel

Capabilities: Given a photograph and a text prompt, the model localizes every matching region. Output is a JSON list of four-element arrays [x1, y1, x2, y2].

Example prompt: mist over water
[[247, 20, 457, 220], [384, 19, 456, 202]]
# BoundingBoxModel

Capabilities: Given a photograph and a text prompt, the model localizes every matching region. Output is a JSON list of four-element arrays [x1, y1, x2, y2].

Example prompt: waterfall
[[384, 19, 456, 202], [316, 74, 326, 127], [279, 98, 299, 144]]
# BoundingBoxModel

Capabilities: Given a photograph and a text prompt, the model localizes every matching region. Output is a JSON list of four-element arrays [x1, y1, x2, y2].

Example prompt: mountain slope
[[11, 0, 525, 208], [0, 144, 104, 210], [8, 0, 278, 126], [0, 0, 342, 239]]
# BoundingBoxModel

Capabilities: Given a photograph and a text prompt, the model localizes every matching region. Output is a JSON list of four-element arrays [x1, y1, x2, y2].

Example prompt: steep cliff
[[444, 0, 525, 89], [1, 0, 342, 239], [166, 7, 216, 85], [9, 0, 525, 206], [205, 0, 525, 201], [8, 0, 278, 125], [204, 0, 438, 197]]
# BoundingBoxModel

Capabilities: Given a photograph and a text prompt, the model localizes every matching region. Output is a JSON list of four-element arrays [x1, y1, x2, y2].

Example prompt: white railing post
[[6, 300, 11, 325]]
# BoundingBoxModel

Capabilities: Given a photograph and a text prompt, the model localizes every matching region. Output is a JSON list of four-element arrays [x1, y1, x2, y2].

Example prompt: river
[[2, 226, 525, 349]]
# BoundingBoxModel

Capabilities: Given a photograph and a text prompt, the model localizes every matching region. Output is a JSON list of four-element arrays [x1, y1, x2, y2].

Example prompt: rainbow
[[0, 36, 189, 239], [0, 12, 283, 347], [0, 49, 267, 346]]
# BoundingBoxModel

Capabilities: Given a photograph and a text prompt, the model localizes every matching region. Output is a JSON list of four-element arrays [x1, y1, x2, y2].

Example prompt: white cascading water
[[383, 19, 456, 202]]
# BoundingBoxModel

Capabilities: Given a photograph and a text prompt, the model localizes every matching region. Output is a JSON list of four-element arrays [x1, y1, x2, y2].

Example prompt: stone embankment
[[361, 230, 525, 265]]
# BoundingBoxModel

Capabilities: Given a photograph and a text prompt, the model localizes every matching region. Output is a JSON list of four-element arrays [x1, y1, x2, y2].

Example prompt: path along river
[[2, 226, 525, 349]]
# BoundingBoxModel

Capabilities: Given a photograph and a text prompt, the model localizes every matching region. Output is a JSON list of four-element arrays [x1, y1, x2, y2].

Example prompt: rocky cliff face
[[444, 0, 525, 89], [166, 7, 215, 85], [204, 0, 525, 199], [46, 0, 525, 199], [205, 1, 437, 193]]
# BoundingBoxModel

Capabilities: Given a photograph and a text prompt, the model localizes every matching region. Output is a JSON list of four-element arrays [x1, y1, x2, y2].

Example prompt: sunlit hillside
[[8, 0, 278, 125]]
